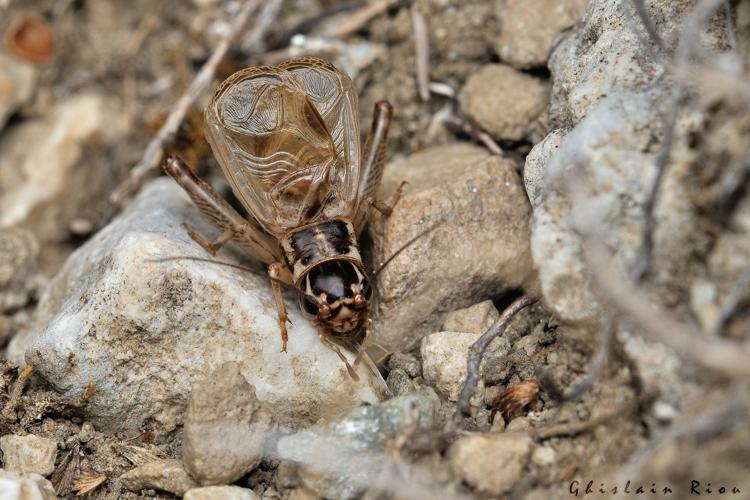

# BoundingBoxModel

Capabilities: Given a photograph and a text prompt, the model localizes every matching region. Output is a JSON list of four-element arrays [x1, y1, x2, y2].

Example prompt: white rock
[[184, 485, 259, 500], [447, 433, 534, 495], [526, 90, 679, 323], [531, 445, 557, 467], [370, 144, 534, 352], [10, 179, 383, 433], [0, 435, 57, 477], [0, 93, 130, 242], [0, 469, 56, 500], [182, 363, 271, 485], [0, 54, 36, 130], [277, 392, 437, 500], [442, 300, 499, 335], [420, 330, 510, 402], [119, 459, 197, 496]]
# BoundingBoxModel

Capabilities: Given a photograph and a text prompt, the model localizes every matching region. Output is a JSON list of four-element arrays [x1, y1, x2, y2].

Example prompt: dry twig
[[627, 0, 665, 52], [711, 266, 750, 337], [562, 165, 750, 378], [633, 92, 683, 281], [562, 316, 615, 402], [617, 390, 746, 481], [325, 0, 400, 38], [411, 7, 430, 101], [444, 115, 504, 156], [110, 0, 261, 204], [533, 396, 643, 440], [0, 364, 32, 423], [453, 296, 538, 423]]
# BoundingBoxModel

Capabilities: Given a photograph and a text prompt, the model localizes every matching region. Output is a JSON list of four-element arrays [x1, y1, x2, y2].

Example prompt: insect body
[[163, 57, 401, 371]]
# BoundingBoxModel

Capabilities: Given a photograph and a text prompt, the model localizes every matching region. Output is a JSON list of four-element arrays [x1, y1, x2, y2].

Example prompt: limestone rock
[[0, 469, 56, 500], [420, 330, 510, 401], [0, 435, 57, 477], [0, 93, 130, 242], [277, 392, 437, 500], [182, 363, 271, 485], [494, 0, 588, 69], [460, 64, 549, 141], [447, 433, 534, 495], [370, 144, 534, 352], [442, 300, 499, 335], [184, 485, 259, 500], [10, 179, 383, 433], [119, 459, 198, 496], [549, 0, 728, 126]]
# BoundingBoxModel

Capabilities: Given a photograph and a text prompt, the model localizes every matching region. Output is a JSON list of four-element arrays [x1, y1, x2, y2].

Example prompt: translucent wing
[[204, 57, 361, 236]]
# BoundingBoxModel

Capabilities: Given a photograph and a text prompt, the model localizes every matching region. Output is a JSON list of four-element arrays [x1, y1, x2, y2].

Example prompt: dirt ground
[[1, 0, 749, 499]]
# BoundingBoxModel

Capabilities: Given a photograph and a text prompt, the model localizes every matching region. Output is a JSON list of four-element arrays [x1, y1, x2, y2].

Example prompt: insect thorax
[[281, 219, 363, 285]]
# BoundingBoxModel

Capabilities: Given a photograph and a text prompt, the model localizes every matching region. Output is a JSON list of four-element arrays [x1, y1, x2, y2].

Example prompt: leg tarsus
[[372, 180, 408, 216], [268, 262, 294, 352], [182, 223, 233, 256]]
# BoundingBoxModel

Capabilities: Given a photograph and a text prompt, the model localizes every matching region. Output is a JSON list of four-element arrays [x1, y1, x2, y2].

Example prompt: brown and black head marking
[[281, 218, 371, 338]]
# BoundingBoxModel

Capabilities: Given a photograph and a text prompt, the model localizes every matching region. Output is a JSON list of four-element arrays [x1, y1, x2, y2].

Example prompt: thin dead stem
[[617, 389, 747, 481], [562, 166, 750, 379], [325, 0, 400, 38], [711, 266, 750, 337], [411, 7, 430, 102], [0, 364, 32, 423], [452, 295, 538, 424], [110, 0, 262, 204], [633, 91, 684, 281]]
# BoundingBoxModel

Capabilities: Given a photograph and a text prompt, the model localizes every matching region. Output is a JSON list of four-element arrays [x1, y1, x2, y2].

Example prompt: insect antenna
[[148, 256, 306, 296], [372, 221, 442, 279]]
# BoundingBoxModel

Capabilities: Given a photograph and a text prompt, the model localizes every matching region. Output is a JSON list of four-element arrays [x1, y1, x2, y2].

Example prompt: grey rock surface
[[370, 144, 534, 352], [549, 0, 727, 126], [442, 300, 499, 335], [421, 328, 510, 402], [276, 392, 437, 500], [0, 435, 57, 477], [182, 363, 271, 485], [10, 179, 383, 433], [0, 469, 56, 500]]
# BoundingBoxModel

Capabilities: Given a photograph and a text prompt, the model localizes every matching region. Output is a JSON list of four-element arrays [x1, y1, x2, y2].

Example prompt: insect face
[[299, 260, 372, 339]]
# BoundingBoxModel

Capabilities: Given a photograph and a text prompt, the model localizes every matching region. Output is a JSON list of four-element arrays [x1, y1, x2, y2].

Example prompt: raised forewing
[[204, 57, 361, 235]]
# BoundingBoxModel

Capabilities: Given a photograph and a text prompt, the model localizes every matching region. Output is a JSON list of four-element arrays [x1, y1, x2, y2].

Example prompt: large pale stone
[[370, 144, 534, 352], [10, 179, 383, 433]]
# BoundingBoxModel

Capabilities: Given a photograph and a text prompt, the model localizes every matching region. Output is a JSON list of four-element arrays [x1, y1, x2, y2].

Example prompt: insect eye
[[302, 296, 318, 315], [359, 279, 371, 299]]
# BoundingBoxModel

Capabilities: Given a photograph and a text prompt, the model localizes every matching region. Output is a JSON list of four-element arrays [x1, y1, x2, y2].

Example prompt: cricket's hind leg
[[162, 155, 281, 264], [354, 101, 407, 234], [163, 156, 293, 352]]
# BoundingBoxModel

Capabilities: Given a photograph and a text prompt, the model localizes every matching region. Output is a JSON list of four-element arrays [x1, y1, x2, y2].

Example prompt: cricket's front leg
[[268, 262, 294, 352]]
